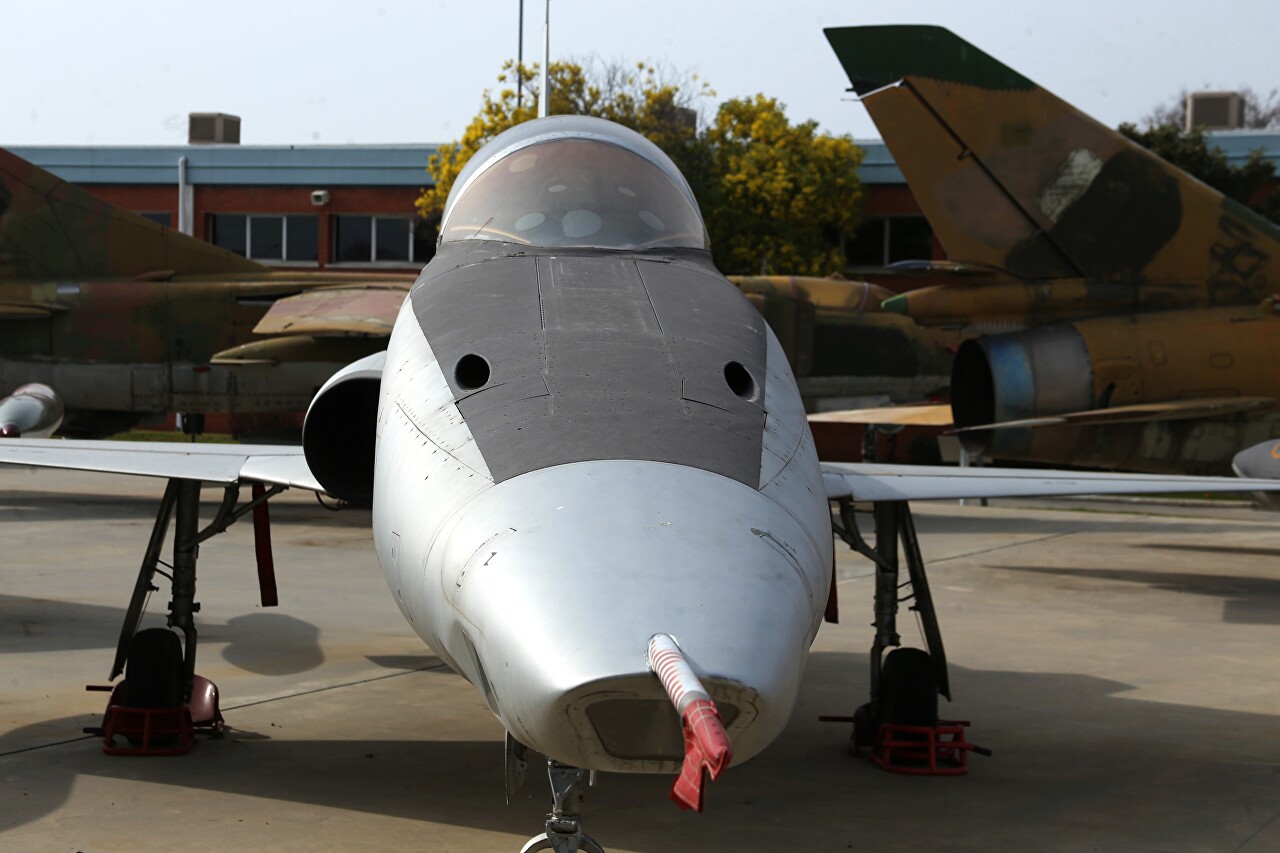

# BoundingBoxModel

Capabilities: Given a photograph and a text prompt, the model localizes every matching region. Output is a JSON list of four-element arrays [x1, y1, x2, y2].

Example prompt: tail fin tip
[[823, 25, 1035, 95]]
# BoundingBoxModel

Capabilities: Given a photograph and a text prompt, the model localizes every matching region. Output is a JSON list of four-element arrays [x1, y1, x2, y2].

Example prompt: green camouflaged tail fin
[[0, 148, 267, 281], [825, 26, 1280, 297]]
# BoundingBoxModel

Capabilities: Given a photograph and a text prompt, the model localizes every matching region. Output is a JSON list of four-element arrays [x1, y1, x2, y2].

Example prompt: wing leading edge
[[0, 438, 322, 493], [3, 439, 1275, 505], [822, 461, 1280, 502]]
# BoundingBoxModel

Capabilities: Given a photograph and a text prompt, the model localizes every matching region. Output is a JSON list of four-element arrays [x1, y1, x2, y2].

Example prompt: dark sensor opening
[[724, 361, 756, 400], [455, 353, 491, 391]]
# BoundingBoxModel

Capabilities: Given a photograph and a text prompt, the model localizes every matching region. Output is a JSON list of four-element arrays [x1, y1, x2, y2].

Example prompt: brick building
[[11, 129, 1279, 275], [9, 143, 436, 274]]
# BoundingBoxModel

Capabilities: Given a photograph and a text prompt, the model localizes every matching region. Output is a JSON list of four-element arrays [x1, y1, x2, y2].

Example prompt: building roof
[[854, 140, 903, 185], [8, 131, 1279, 189], [855, 131, 1280, 186], [5, 144, 438, 187], [1198, 129, 1280, 169]]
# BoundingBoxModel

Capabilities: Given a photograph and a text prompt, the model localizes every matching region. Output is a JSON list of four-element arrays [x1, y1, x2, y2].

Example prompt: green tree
[[1140, 87, 1280, 130], [1119, 122, 1279, 223], [416, 59, 709, 234], [703, 95, 863, 275], [417, 61, 864, 276]]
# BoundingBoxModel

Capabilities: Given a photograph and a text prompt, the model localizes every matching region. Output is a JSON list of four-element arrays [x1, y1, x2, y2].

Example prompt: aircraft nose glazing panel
[[412, 248, 768, 487]]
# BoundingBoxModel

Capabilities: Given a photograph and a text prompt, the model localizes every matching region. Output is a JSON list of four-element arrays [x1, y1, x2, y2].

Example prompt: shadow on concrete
[[993, 565, 1280, 625], [0, 597, 330, 671], [1136, 542, 1280, 559], [0, 488, 369, 528], [0, 716, 96, 756], [0, 594, 225, 654], [218, 613, 325, 676], [4, 652, 1278, 850], [0, 490, 162, 521], [366, 654, 445, 670]]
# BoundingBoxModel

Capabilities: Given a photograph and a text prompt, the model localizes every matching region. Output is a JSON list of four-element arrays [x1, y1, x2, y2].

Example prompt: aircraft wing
[[5, 440, 1276, 505], [954, 396, 1275, 432], [821, 461, 1280, 502], [813, 396, 1274, 432], [0, 438, 322, 492], [809, 404, 953, 427], [251, 285, 409, 337]]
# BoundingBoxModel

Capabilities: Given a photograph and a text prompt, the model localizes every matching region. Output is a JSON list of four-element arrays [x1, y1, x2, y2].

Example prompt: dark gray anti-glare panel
[[411, 248, 767, 486]]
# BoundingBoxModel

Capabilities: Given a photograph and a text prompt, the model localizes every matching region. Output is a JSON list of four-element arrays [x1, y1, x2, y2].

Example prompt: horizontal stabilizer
[[954, 396, 1274, 433], [0, 303, 54, 318], [252, 285, 409, 337], [883, 259, 1014, 278], [822, 461, 1280, 503], [808, 404, 953, 427], [0, 438, 322, 492], [729, 275, 894, 313], [211, 335, 388, 366]]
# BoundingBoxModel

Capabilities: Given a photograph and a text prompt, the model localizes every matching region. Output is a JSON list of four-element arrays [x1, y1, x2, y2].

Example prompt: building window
[[333, 215, 431, 264], [209, 214, 246, 256], [250, 217, 283, 260], [846, 216, 935, 266], [287, 216, 318, 263], [209, 214, 318, 262], [888, 217, 934, 263], [136, 211, 171, 227]]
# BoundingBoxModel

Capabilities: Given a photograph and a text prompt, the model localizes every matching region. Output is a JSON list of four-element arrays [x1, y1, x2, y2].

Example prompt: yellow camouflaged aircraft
[[825, 25, 1280, 476]]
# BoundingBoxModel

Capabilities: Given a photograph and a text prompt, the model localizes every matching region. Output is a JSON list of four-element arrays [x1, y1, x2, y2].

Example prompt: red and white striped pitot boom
[[647, 633, 734, 812]]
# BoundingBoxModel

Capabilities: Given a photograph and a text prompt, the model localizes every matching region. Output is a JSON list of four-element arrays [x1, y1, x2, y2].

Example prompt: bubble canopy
[[439, 116, 709, 251]]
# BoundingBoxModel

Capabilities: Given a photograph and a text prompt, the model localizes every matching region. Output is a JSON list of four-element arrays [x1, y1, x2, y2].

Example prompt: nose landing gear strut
[[520, 760, 605, 853]]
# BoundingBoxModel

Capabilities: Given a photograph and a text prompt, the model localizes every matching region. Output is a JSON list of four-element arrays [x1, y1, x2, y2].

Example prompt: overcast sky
[[3, 0, 1275, 147]]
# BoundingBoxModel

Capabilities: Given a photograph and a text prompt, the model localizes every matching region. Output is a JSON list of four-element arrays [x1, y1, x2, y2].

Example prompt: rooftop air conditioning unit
[[1185, 92, 1244, 132], [189, 113, 242, 145]]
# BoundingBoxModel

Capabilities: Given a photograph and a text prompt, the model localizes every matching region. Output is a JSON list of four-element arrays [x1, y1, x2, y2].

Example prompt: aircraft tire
[[879, 647, 938, 728], [124, 628, 183, 709]]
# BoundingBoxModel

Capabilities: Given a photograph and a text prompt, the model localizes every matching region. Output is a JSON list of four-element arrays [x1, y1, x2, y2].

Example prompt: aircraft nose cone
[[424, 460, 828, 772], [1231, 440, 1280, 509]]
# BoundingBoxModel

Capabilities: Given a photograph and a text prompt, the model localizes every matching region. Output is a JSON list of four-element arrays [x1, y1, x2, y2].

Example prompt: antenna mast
[[538, 0, 550, 117]]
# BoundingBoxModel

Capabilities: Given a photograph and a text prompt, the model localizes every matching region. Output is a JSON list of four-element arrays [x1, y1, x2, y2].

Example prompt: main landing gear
[[84, 477, 283, 754], [825, 498, 988, 774]]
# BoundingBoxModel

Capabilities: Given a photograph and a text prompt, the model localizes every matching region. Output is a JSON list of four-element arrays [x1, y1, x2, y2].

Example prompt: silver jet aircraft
[[5, 117, 1279, 853]]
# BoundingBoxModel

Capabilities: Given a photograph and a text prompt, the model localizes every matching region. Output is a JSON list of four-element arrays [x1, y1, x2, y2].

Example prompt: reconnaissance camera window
[[441, 139, 708, 251]]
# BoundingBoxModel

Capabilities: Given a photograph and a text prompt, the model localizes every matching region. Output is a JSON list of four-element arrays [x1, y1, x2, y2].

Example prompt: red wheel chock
[[86, 675, 225, 756], [869, 719, 979, 775]]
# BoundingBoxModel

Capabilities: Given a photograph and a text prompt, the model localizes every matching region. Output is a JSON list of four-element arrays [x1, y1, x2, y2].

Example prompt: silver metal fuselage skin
[[369, 240, 831, 773]]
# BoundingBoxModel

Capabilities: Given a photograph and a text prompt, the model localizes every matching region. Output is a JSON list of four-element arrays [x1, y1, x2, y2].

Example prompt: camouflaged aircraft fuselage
[[827, 25, 1280, 474]]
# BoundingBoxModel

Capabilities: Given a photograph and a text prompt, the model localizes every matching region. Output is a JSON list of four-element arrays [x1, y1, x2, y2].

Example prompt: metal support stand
[[111, 479, 179, 681], [520, 760, 605, 853], [108, 477, 287, 696], [168, 479, 202, 700], [862, 423, 878, 463], [830, 498, 951, 706], [870, 501, 900, 702]]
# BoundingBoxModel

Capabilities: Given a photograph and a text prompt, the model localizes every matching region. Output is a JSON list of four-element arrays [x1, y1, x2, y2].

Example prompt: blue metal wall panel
[[7, 144, 439, 187], [8, 132, 1277, 189]]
